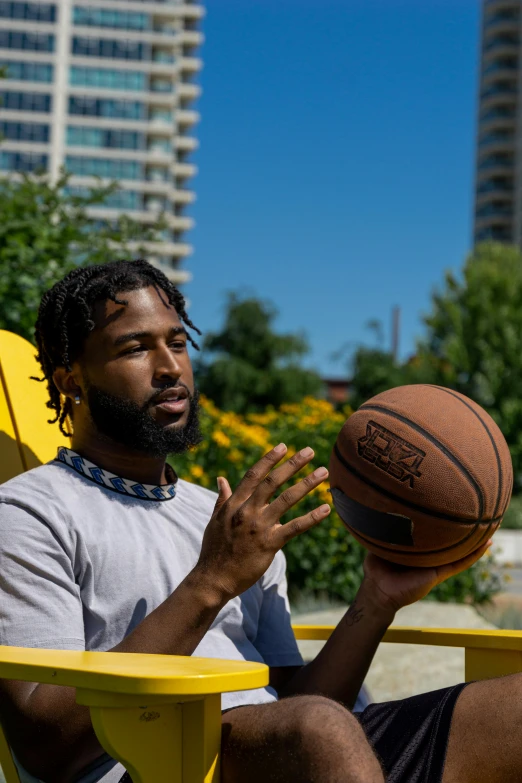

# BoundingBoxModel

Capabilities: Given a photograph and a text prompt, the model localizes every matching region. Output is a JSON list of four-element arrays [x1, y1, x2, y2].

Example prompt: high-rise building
[[474, 0, 520, 246], [0, 0, 204, 284]]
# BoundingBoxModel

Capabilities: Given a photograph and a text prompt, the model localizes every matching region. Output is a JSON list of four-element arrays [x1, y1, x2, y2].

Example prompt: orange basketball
[[329, 385, 513, 567]]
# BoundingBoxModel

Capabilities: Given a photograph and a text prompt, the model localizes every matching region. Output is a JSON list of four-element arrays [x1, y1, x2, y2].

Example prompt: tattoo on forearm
[[344, 601, 364, 627]]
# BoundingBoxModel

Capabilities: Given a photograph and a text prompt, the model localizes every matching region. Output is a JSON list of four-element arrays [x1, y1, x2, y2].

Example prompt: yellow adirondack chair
[[1, 328, 522, 783]]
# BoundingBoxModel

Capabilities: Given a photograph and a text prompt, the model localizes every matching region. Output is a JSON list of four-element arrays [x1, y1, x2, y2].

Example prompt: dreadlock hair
[[32, 258, 201, 438]]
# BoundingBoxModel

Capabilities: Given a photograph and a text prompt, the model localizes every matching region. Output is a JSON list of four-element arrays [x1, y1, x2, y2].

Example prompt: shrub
[[171, 396, 503, 604], [501, 495, 522, 530]]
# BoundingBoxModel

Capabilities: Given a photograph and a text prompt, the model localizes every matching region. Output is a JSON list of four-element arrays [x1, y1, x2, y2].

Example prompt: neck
[[70, 431, 169, 485]]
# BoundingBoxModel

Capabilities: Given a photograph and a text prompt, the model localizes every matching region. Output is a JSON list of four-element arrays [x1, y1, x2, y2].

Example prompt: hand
[[195, 444, 331, 600], [361, 539, 492, 615]]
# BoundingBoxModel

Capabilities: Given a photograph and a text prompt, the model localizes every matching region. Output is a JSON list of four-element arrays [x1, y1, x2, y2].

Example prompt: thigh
[[443, 673, 522, 783]]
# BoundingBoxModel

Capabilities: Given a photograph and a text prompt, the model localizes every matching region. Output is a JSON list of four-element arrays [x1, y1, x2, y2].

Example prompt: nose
[[153, 343, 182, 382]]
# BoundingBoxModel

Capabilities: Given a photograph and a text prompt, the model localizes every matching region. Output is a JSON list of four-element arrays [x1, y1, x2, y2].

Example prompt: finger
[[266, 466, 329, 520], [247, 446, 318, 507], [278, 504, 331, 544], [214, 477, 233, 512], [231, 443, 289, 506], [435, 539, 491, 583]]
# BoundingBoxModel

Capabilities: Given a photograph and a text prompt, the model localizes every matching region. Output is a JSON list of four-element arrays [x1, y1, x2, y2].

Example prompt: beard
[[84, 382, 202, 458]]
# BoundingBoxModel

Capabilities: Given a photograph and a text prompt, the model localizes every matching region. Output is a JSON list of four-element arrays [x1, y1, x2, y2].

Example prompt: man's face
[[75, 285, 201, 457]]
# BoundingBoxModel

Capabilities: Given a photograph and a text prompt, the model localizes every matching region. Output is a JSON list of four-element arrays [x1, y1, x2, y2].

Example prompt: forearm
[[11, 569, 228, 782], [280, 580, 395, 709]]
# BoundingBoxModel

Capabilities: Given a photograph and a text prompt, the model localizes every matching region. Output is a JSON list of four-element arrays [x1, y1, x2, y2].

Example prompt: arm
[[0, 445, 331, 783], [278, 544, 492, 709]]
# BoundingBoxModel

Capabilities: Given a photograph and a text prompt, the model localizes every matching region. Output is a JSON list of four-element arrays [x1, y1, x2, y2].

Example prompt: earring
[[74, 394, 81, 406]]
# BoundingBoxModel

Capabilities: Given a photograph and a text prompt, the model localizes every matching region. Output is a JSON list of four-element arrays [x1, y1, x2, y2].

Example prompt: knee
[[284, 695, 360, 746]]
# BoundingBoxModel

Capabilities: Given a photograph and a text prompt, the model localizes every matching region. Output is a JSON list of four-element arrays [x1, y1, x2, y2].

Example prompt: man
[[0, 258, 519, 783]]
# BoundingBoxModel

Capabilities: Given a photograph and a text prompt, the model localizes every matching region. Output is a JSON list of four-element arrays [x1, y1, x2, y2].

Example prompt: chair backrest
[[0, 329, 69, 483]]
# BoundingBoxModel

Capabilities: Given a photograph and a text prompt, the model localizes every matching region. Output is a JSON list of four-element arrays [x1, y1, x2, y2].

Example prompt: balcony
[[173, 161, 197, 178], [175, 135, 198, 152], [177, 82, 201, 101], [180, 30, 203, 48], [178, 55, 202, 72], [480, 83, 517, 102], [176, 108, 200, 126], [478, 132, 515, 153]]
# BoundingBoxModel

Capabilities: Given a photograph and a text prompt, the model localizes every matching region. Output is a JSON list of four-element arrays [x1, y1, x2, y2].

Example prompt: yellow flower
[[190, 464, 205, 479], [212, 431, 231, 448]]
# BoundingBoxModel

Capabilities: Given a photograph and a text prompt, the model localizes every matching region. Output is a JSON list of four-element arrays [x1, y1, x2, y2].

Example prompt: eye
[[124, 345, 146, 355], [170, 340, 186, 351]]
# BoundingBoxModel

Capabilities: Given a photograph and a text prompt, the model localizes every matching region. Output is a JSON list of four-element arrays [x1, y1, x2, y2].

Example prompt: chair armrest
[[0, 647, 269, 783], [0, 645, 268, 697], [292, 624, 522, 685], [293, 624, 522, 650]]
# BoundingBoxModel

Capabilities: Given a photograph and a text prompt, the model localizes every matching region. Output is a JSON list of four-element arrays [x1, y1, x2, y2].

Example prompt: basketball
[[329, 385, 513, 567]]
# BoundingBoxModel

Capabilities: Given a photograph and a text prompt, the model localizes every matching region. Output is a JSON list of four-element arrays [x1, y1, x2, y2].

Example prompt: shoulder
[[0, 460, 85, 530]]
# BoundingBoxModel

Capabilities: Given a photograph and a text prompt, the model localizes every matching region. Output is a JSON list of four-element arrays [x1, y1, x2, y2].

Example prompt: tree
[[413, 242, 522, 490], [0, 172, 158, 342], [345, 242, 522, 491], [195, 293, 323, 413]]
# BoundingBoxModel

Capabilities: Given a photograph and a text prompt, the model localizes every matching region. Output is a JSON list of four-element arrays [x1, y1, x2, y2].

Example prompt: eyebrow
[[113, 326, 188, 347]]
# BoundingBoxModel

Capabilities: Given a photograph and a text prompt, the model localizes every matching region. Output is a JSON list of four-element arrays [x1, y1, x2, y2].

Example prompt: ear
[[52, 367, 82, 405]]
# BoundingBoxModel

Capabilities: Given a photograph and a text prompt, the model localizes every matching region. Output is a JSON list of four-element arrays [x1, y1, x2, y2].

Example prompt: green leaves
[[0, 172, 160, 342], [195, 292, 323, 413]]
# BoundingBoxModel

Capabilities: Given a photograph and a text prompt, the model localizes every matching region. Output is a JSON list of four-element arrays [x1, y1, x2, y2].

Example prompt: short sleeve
[[254, 550, 304, 667], [0, 501, 85, 650]]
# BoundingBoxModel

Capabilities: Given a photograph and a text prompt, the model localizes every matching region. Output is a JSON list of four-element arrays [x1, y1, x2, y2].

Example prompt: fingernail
[[314, 467, 328, 478], [300, 447, 314, 458], [320, 504, 331, 514], [274, 443, 287, 453]]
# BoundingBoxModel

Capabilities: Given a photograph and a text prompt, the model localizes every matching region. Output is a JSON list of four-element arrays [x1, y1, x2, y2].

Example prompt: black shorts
[[118, 683, 469, 783], [356, 682, 469, 783]]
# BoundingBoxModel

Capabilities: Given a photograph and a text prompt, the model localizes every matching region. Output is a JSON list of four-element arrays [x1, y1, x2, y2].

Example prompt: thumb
[[215, 476, 233, 509]]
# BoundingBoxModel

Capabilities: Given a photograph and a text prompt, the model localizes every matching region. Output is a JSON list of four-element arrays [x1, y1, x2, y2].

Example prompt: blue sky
[[186, 0, 480, 377]]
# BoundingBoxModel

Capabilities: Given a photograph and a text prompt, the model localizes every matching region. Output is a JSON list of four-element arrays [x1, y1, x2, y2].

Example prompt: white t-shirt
[[0, 448, 303, 783]]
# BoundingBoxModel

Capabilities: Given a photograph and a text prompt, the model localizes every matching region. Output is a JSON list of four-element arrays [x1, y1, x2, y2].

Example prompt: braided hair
[[33, 259, 201, 438]]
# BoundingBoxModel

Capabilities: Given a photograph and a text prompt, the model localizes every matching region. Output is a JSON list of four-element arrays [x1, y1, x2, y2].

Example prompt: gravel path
[[294, 601, 495, 703]]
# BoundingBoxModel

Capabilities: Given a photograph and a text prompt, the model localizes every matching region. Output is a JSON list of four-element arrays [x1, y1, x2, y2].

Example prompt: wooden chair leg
[[89, 702, 183, 783], [465, 648, 522, 681], [77, 690, 222, 783]]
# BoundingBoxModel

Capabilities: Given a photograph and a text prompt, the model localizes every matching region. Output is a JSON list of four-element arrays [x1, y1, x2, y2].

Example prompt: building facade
[[0, 0, 204, 283], [474, 0, 521, 246]]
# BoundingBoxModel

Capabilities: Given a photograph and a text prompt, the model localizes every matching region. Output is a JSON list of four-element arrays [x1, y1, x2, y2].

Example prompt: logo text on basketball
[[357, 421, 425, 488]]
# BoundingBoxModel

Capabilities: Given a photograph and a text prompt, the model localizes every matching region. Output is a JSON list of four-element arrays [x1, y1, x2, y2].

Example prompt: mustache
[[146, 382, 193, 408]]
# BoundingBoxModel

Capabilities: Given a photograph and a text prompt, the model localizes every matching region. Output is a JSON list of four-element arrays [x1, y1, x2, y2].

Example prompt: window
[[72, 37, 147, 60], [150, 77, 173, 93], [69, 66, 146, 91], [146, 165, 169, 181], [0, 150, 48, 171], [68, 96, 144, 120], [0, 30, 54, 51], [65, 156, 142, 180], [65, 185, 142, 210], [149, 108, 172, 122], [0, 2, 56, 21], [0, 90, 51, 111], [66, 126, 143, 149], [0, 59, 53, 81], [0, 120, 49, 141], [73, 7, 149, 31]]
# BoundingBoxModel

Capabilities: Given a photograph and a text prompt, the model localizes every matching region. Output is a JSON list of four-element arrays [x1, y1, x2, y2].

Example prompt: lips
[[152, 387, 189, 415]]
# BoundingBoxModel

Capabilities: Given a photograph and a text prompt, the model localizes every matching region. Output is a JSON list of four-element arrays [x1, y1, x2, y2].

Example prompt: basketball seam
[[426, 385, 504, 518], [359, 403, 485, 520], [347, 519, 495, 556], [332, 442, 501, 524]]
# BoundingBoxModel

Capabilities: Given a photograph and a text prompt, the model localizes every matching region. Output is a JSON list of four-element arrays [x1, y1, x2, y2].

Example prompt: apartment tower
[[474, 0, 522, 246], [0, 0, 204, 284]]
